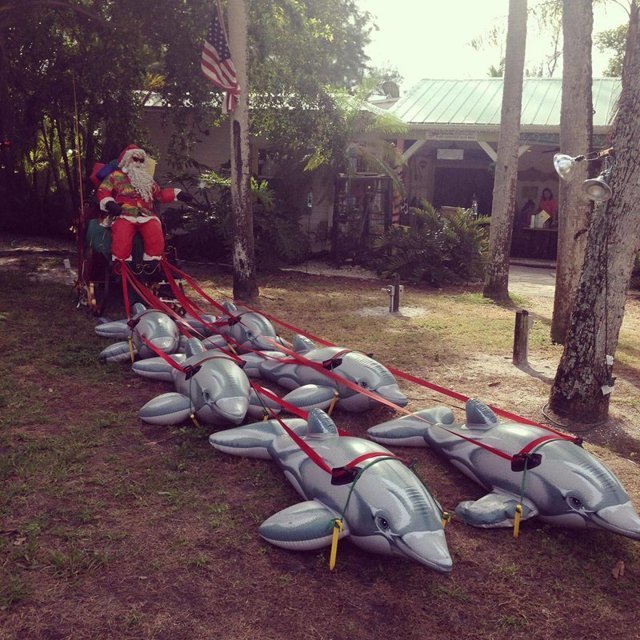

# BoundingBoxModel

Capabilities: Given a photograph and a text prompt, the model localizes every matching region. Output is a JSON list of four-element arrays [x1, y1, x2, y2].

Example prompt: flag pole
[[227, 0, 259, 301]]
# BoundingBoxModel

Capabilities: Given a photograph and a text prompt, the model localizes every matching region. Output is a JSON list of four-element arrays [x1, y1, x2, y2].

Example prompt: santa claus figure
[[97, 144, 192, 266]]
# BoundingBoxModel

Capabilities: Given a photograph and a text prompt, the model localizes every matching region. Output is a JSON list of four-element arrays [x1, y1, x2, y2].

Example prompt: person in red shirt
[[537, 188, 558, 227], [97, 144, 192, 265]]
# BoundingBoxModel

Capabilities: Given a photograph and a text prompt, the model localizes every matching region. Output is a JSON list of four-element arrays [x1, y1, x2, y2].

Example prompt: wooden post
[[391, 273, 400, 313], [513, 309, 529, 365]]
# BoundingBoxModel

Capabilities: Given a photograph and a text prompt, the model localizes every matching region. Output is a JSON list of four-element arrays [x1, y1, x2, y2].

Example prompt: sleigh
[[74, 162, 184, 316]]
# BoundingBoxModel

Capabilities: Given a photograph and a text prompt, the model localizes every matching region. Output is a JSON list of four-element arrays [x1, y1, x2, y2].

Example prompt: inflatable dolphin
[[199, 302, 290, 352], [132, 339, 280, 426], [367, 399, 640, 540], [238, 335, 408, 413], [94, 302, 287, 355], [96, 303, 184, 363], [209, 409, 453, 573]]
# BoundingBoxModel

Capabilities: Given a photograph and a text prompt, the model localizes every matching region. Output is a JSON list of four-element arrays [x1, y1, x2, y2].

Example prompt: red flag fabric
[[201, 1, 240, 112]]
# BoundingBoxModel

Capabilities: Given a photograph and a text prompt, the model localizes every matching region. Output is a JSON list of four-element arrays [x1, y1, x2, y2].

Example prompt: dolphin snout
[[401, 530, 452, 574], [376, 384, 408, 408], [215, 396, 250, 425], [594, 501, 640, 540]]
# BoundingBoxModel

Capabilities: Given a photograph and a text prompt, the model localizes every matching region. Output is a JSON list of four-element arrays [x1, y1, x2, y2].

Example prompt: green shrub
[[162, 171, 309, 268], [367, 201, 488, 286]]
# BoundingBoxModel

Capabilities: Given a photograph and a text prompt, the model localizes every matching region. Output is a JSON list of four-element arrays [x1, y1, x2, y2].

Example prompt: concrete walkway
[[283, 259, 558, 298], [509, 263, 556, 298]]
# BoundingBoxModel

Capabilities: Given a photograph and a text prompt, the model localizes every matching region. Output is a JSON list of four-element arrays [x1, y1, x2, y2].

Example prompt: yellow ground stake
[[513, 504, 523, 538], [329, 519, 343, 570]]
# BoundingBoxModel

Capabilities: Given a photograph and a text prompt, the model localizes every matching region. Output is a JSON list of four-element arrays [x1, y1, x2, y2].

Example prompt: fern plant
[[368, 201, 488, 286]]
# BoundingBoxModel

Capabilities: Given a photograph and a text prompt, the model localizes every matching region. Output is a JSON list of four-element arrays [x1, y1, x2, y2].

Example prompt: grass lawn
[[1, 251, 639, 640]]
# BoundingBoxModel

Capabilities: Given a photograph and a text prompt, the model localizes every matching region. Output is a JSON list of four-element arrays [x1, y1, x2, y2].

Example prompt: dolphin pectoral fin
[[455, 493, 538, 528], [246, 388, 282, 420], [259, 500, 349, 551], [132, 355, 186, 381], [99, 341, 135, 363], [282, 385, 337, 412], [139, 392, 193, 425], [94, 319, 130, 340], [367, 407, 454, 447], [209, 419, 309, 460], [238, 352, 275, 377]]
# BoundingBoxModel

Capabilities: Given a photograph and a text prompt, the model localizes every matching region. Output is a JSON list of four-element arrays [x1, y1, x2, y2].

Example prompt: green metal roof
[[389, 78, 620, 130]]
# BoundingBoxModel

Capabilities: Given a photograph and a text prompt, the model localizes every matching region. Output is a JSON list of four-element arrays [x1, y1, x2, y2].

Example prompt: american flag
[[201, 1, 240, 113]]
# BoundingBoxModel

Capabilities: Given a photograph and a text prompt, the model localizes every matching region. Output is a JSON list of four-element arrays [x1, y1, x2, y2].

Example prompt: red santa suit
[[97, 145, 182, 262]]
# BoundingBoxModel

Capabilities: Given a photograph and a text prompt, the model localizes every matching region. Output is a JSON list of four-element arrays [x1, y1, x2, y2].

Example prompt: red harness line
[[249, 384, 402, 477], [127, 263, 580, 464], [236, 301, 575, 439], [120, 262, 199, 339]]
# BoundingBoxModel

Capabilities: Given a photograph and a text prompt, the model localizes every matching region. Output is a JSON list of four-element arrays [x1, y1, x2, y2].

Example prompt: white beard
[[126, 163, 155, 202]]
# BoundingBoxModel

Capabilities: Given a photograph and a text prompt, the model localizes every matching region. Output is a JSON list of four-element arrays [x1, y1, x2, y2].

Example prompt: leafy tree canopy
[[0, 0, 376, 233]]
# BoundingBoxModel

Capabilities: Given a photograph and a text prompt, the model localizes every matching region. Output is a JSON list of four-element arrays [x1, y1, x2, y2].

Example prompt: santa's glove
[[106, 201, 123, 217], [176, 191, 194, 203]]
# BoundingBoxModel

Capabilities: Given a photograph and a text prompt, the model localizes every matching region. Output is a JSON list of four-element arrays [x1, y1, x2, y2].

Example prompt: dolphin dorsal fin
[[292, 334, 315, 354], [306, 409, 338, 436], [185, 338, 206, 357], [465, 399, 499, 428], [132, 302, 147, 316]]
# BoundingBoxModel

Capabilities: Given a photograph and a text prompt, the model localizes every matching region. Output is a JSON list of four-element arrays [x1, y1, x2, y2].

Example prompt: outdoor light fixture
[[553, 147, 614, 202]]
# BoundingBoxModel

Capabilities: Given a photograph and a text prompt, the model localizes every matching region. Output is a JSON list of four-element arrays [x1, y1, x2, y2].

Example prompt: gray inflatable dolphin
[[200, 302, 289, 352], [133, 339, 279, 426], [209, 409, 452, 572], [96, 303, 184, 363], [238, 335, 408, 413], [367, 399, 640, 540]]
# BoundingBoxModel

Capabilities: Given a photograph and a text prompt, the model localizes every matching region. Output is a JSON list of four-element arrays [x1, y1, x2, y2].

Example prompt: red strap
[[439, 427, 514, 461], [164, 260, 234, 317], [250, 383, 309, 420], [517, 434, 562, 456], [156, 265, 577, 445], [120, 262, 198, 338], [345, 451, 402, 469], [266, 339, 415, 416], [137, 334, 187, 373]]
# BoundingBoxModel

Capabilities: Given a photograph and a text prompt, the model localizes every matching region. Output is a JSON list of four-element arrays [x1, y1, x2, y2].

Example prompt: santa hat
[[118, 144, 146, 169]]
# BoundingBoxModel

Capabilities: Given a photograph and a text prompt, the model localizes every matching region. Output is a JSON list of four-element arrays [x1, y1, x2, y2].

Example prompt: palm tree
[[483, 0, 528, 300], [551, 0, 594, 344]]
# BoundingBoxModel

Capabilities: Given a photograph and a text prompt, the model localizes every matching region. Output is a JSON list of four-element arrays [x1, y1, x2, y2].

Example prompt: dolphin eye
[[359, 380, 369, 388], [567, 496, 583, 510], [375, 515, 390, 531]]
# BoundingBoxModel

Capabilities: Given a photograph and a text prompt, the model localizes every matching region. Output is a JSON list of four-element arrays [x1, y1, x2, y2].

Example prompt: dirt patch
[[1, 240, 640, 640]]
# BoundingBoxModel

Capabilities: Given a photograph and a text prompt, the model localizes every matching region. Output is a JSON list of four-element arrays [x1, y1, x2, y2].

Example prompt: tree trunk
[[483, 0, 527, 300], [228, 0, 258, 303], [551, 0, 593, 344], [549, 2, 640, 422]]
